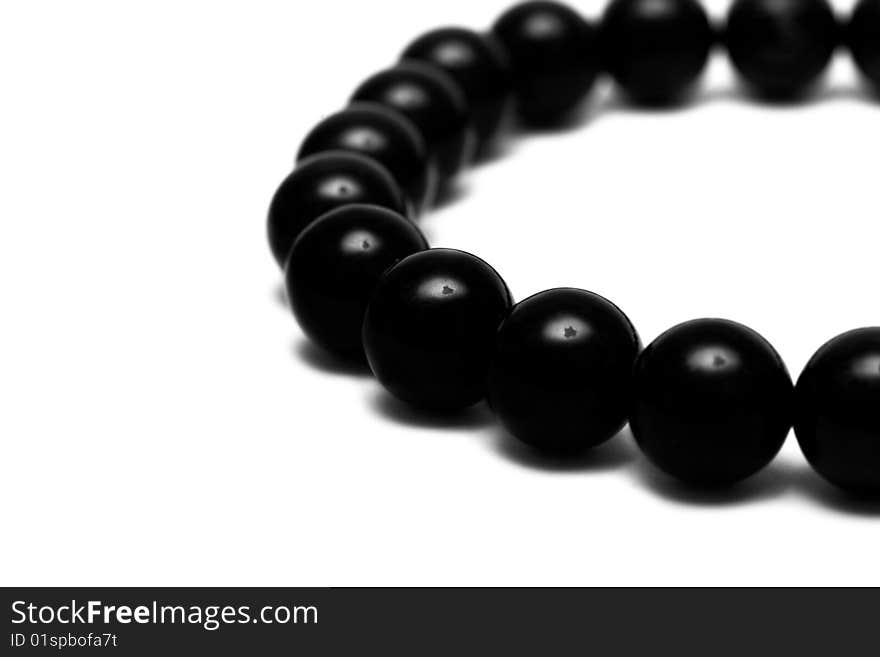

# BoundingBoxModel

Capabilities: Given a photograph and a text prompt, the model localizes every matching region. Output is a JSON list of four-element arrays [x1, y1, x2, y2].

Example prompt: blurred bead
[[849, 0, 880, 90], [492, 1, 600, 125], [267, 151, 407, 267], [795, 328, 880, 495], [631, 319, 793, 486], [402, 27, 513, 160], [363, 249, 512, 410], [285, 205, 428, 360], [488, 288, 641, 452], [725, 0, 839, 99], [351, 61, 474, 186], [601, 0, 714, 105], [297, 102, 434, 214]]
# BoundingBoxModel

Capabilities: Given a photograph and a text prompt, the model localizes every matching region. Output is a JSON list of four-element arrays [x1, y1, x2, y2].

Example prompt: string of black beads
[[268, 0, 880, 495]]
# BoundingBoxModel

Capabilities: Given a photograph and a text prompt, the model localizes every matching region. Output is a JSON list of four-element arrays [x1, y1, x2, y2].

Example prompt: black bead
[[351, 61, 474, 186], [487, 288, 641, 452], [401, 29, 512, 160], [402, 27, 512, 160], [794, 328, 880, 495], [363, 248, 512, 410], [267, 151, 407, 267], [492, 1, 600, 125], [600, 0, 714, 105], [631, 319, 793, 486], [725, 0, 839, 99], [849, 0, 880, 90], [285, 204, 428, 360], [297, 102, 434, 214]]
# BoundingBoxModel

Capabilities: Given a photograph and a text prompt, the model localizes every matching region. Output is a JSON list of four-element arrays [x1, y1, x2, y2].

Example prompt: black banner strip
[[2, 587, 876, 654]]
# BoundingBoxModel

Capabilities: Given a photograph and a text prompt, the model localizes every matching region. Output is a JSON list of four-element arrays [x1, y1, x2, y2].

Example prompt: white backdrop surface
[[1, 0, 878, 586]]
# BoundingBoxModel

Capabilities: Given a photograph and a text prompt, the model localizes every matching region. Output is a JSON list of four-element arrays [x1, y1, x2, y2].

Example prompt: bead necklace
[[269, 0, 880, 494]]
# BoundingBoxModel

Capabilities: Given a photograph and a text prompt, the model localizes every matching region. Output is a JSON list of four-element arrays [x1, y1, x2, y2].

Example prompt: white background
[[2, 0, 879, 586]]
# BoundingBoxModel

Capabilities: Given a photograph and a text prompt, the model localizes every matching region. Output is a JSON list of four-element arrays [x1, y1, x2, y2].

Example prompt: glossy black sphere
[[794, 328, 880, 495], [725, 0, 839, 99], [601, 0, 714, 105], [488, 288, 641, 452], [849, 0, 880, 90], [631, 319, 794, 486], [297, 103, 433, 214], [363, 249, 512, 410], [492, 1, 600, 125], [351, 61, 474, 185], [402, 27, 512, 159], [285, 205, 428, 360], [267, 151, 407, 267]]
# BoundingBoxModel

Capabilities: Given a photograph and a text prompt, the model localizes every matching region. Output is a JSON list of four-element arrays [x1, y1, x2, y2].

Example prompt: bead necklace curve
[[269, 0, 880, 497]]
